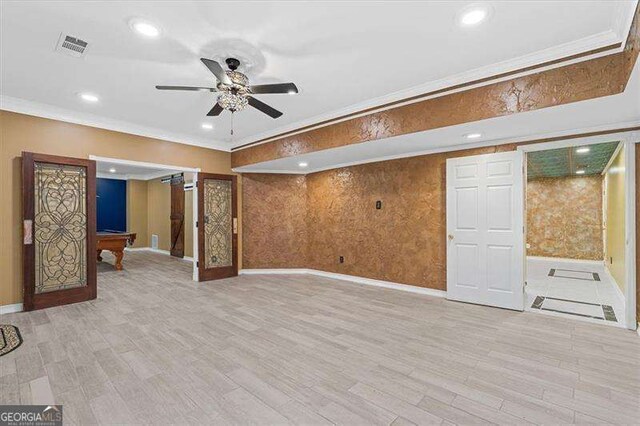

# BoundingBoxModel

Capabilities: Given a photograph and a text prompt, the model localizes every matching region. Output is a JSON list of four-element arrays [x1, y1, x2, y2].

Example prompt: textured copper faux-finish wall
[[242, 145, 513, 289], [242, 174, 308, 269], [624, 2, 640, 83], [232, 6, 640, 169], [526, 176, 603, 261], [243, 141, 640, 320]]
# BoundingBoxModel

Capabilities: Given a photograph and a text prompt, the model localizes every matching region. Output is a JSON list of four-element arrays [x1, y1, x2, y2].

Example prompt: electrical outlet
[[339, 256, 344, 263], [376, 200, 382, 209]]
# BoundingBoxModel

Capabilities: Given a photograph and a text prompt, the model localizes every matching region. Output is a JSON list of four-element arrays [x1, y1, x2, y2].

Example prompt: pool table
[[97, 232, 137, 271]]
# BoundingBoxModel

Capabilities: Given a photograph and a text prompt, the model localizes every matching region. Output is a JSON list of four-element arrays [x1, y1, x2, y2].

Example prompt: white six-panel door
[[446, 151, 524, 311]]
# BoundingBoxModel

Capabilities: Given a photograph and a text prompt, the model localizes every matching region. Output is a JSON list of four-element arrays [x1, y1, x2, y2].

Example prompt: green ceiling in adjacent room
[[527, 141, 619, 180]]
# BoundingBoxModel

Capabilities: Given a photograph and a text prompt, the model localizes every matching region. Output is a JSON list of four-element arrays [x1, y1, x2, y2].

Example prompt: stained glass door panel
[[23, 152, 96, 311], [197, 173, 237, 280]]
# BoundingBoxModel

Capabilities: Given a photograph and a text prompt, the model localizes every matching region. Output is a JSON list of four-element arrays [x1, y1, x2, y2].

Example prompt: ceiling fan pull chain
[[230, 111, 234, 137]]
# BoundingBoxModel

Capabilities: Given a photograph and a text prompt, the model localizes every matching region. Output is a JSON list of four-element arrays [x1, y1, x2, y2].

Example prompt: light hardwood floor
[[1, 251, 639, 425]]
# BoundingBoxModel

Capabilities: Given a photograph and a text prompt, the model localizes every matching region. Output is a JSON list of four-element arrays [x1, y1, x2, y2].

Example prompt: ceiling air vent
[[55, 33, 89, 58]]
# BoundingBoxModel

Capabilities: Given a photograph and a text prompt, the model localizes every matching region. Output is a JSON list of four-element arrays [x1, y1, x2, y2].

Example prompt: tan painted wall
[[636, 144, 640, 323], [604, 146, 626, 293], [126, 178, 194, 257], [147, 179, 171, 251], [0, 110, 237, 306], [126, 180, 148, 248], [526, 176, 603, 260]]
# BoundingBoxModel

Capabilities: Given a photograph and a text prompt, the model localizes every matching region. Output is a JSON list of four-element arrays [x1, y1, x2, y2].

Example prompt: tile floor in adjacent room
[[525, 257, 626, 326], [1, 251, 639, 425]]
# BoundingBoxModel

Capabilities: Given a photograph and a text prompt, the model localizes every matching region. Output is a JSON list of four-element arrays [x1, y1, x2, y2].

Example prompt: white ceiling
[[235, 58, 640, 174], [1, 1, 637, 151]]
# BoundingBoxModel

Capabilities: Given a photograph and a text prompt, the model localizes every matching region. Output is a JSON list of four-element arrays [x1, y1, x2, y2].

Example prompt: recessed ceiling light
[[458, 4, 492, 27], [130, 19, 160, 37], [79, 92, 99, 103], [465, 133, 482, 139], [298, 162, 308, 168], [201, 123, 214, 130], [576, 147, 590, 153], [576, 169, 585, 175], [109, 168, 116, 173]]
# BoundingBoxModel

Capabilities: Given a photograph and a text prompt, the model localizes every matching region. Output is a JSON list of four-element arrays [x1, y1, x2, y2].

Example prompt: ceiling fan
[[156, 57, 298, 120]]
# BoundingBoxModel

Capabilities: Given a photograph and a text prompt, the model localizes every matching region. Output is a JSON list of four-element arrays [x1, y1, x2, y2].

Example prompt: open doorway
[[92, 156, 200, 280], [524, 141, 630, 326]]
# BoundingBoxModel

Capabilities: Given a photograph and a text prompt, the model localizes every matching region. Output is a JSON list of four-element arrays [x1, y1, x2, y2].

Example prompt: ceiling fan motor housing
[[226, 58, 241, 71]]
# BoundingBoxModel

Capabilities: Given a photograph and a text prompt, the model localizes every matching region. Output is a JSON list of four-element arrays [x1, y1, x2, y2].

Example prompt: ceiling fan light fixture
[[218, 92, 248, 112], [226, 70, 249, 87]]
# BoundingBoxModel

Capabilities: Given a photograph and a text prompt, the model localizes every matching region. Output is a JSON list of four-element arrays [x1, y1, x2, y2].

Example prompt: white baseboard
[[124, 247, 193, 262], [527, 256, 604, 266], [124, 247, 150, 251], [239, 268, 446, 298], [0, 303, 24, 315], [240, 268, 309, 275]]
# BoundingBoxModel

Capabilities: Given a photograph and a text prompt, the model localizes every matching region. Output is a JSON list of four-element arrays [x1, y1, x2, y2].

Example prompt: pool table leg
[[113, 250, 124, 271]]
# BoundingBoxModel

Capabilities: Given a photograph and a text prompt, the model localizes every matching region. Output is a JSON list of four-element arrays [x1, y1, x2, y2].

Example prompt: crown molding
[[0, 95, 231, 152], [232, 29, 628, 151], [614, 0, 639, 40]]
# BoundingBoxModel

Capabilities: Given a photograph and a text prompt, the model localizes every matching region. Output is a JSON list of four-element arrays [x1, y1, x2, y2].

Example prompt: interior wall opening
[[94, 158, 198, 280], [524, 140, 626, 326]]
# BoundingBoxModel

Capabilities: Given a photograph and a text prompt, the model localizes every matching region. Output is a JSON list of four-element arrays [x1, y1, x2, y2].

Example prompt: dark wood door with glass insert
[[22, 152, 97, 311], [197, 173, 237, 281]]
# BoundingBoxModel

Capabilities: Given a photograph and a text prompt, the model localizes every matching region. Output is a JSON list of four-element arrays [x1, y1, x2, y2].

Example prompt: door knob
[[448, 234, 454, 240]]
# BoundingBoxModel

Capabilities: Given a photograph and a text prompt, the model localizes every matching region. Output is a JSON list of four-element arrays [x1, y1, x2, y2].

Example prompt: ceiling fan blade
[[207, 103, 224, 116], [249, 83, 299, 94], [200, 58, 232, 86], [247, 96, 283, 118], [156, 85, 217, 92]]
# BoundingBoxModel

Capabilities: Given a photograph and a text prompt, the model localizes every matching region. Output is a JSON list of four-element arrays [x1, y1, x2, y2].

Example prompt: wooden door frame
[[22, 152, 97, 311], [197, 173, 238, 281]]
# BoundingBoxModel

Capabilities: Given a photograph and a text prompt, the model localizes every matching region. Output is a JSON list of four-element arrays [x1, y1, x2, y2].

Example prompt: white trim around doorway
[[89, 155, 201, 282], [517, 131, 639, 330]]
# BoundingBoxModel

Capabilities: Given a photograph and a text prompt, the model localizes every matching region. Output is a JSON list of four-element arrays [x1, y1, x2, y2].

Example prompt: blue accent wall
[[97, 178, 127, 232]]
